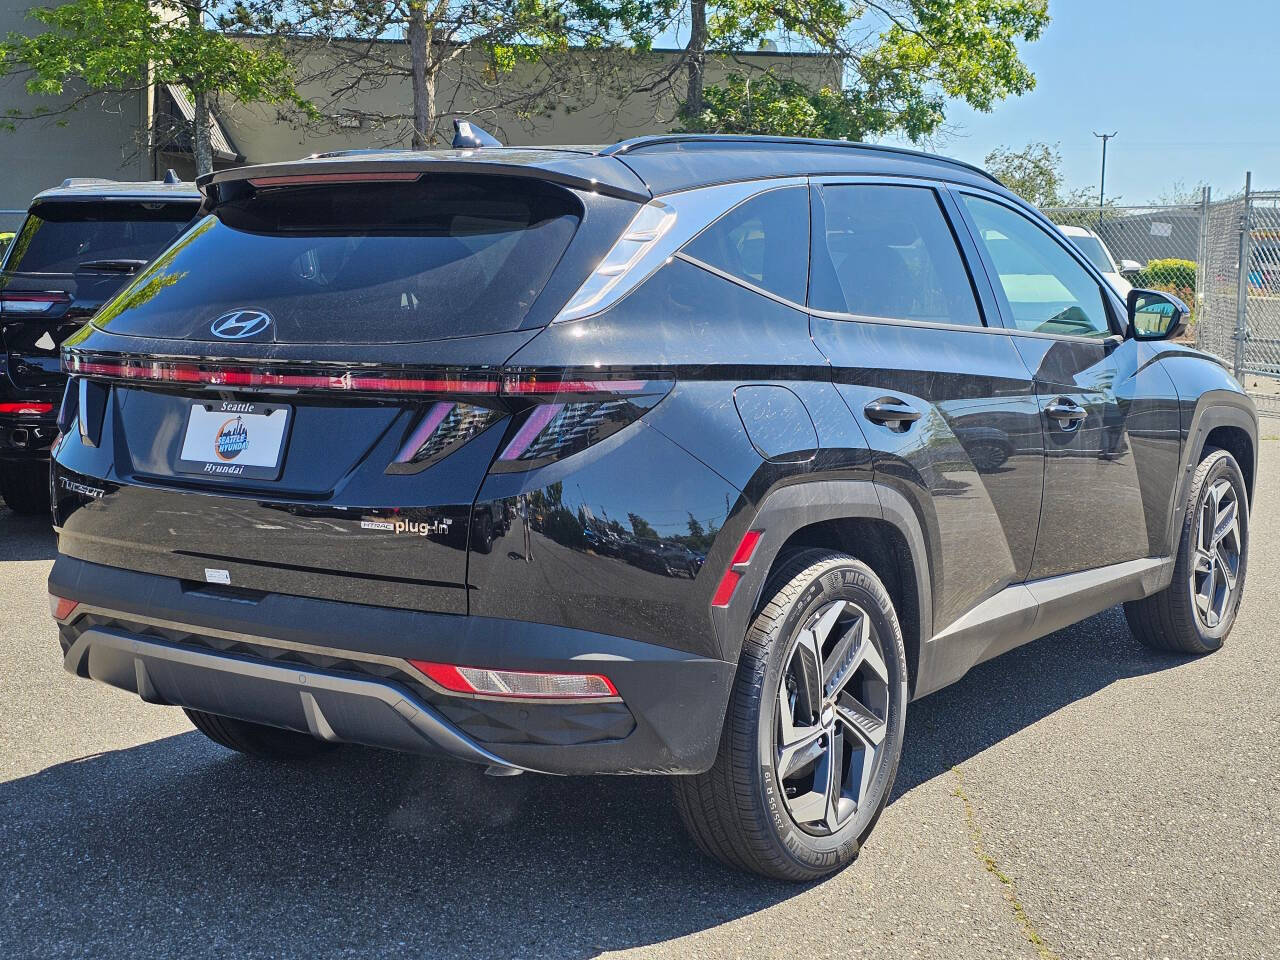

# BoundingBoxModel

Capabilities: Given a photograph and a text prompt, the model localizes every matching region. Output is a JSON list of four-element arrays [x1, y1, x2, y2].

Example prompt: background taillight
[[0, 291, 69, 314]]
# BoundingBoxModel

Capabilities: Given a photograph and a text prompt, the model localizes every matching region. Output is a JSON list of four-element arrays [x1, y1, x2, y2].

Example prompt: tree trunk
[[684, 0, 707, 124], [192, 87, 214, 178], [408, 3, 434, 148], [184, 4, 214, 177]]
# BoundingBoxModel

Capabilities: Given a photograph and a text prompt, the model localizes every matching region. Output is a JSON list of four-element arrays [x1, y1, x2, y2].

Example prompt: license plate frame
[[175, 400, 292, 481]]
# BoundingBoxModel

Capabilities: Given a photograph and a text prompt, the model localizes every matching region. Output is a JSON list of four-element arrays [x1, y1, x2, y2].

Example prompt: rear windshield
[[3, 201, 195, 274], [92, 175, 582, 343]]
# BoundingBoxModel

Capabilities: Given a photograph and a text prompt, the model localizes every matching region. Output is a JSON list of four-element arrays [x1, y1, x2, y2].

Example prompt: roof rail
[[59, 177, 117, 188], [599, 135, 999, 184]]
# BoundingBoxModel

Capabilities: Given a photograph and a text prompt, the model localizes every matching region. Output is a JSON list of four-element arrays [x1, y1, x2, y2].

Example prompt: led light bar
[[0, 291, 70, 314], [63, 354, 499, 395], [410, 660, 618, 699], [0, 402, 54, 415], [247, 172, 422, 187]]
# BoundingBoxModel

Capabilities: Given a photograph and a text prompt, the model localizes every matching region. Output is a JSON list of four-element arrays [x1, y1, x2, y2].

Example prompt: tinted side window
[[810, 184, 982, 327], [962, 196, 1110, 338], [681, 186, 808, 304]]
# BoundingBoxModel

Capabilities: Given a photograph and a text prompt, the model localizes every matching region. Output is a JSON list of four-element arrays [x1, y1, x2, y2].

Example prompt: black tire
[[1124, 447, 1249, 654], [0, 461, 50, 516], [184, 708, 337, 760], [673, 549, 909, 881]]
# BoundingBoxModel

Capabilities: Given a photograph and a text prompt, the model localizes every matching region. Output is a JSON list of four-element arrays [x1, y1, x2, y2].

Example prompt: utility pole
[[1093, 131, 1117, 211]]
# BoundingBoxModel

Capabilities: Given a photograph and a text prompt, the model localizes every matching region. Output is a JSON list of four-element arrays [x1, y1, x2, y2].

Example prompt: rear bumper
[[0, 413, 56, 460], [50, 555, 736, 774]]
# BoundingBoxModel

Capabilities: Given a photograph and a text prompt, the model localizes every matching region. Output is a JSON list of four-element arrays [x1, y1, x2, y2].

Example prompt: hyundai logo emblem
[[210, 309, 273, 340]]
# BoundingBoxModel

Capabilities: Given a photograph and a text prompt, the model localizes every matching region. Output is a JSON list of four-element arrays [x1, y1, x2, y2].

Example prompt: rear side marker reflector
[[50, 596, 79, 622], [712, 530, 764, 608], [0, 402, 54, 415], [410, 661, 618, 699]]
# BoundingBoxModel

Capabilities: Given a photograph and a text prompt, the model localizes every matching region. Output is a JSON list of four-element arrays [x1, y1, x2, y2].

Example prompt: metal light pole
[[1093, 131, 1117, 212]]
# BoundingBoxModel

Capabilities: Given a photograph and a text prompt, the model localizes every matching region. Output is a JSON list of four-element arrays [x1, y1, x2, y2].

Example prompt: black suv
[[47, 136, 1256, 881], [0, 175, 199, 513]]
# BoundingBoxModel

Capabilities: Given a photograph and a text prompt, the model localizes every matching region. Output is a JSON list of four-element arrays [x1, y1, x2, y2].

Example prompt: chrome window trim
[[552, 176, 808, 323]]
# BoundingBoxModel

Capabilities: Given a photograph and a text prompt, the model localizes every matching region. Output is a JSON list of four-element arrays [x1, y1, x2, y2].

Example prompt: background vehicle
[[0, 232, 12, 257], [0, 173, 199, 514], [48, 135, 1255, 882], [1056, 223, 1142, 296]]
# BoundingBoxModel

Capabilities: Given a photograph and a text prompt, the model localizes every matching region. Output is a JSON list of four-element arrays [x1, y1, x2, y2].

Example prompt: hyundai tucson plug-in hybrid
[[0, 174, 199, 513], [48, 135, 1256, 881]]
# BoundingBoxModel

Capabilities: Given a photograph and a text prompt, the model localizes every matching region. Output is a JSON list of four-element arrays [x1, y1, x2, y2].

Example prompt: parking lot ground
[[2, 445, 1278, 960]]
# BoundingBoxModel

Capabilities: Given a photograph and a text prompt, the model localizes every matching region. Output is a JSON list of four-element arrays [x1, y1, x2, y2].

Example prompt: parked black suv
[[47, 136, 1256, 881], [0, 175, 199, 513]]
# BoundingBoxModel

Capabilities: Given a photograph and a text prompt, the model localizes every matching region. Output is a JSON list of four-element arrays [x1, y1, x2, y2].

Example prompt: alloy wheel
[[774, 599, 890, 835], [1190, 477, 1243, 629]]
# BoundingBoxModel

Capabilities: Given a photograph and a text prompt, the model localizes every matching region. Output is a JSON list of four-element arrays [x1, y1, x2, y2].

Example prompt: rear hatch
[[56, 171, 637, 612], [1, 199, 195, 394]]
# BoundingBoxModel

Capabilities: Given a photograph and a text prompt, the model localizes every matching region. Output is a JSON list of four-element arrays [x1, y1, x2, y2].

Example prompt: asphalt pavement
[[2, 446, 1278, 959]]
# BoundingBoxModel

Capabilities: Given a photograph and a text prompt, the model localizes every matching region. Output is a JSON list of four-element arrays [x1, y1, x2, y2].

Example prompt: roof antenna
[[162, 168, 181, 184], [452, 119, 502, 149]]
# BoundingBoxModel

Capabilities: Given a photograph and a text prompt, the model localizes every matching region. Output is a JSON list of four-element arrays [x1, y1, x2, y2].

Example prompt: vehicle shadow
[[0, 605, 1188, 958], [893, 603, 1187, 798], [0, 510, 56, 561]]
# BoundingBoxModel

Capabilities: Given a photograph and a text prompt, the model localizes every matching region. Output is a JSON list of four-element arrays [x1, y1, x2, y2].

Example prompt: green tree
[[677, 0, 1049, 141], [984, 141, 1095, 207], [0, 0, 312, 176], [230, 0, 670, 148]]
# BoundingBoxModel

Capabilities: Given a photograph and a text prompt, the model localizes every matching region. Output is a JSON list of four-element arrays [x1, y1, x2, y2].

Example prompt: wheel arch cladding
[[1203, 424, 1255, 503], [718, 480, 932, 699]]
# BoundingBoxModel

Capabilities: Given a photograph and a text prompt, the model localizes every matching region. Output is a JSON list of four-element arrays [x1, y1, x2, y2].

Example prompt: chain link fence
[[1048, 185, 1280, 417]]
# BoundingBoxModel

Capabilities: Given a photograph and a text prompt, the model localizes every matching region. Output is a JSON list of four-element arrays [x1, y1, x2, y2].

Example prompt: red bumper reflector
[[50, 596, 79, 622], [0, 402, 54, 415], [409, 660, 618, 699], [712, 530, 764, 608]]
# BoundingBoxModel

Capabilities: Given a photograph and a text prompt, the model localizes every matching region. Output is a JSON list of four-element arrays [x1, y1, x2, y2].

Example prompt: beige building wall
[[222, 43, 841, 167], [0, 0, 150, 225]]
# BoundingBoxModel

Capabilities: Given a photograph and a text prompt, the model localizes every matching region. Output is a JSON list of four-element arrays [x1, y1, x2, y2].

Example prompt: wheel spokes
[[775, 597, 891, 834]]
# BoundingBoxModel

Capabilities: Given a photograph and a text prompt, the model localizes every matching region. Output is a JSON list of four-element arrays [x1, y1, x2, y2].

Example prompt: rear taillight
[[490, 373, 671, 472], [0, 291, 70, 314], [410, 660, 618, 699], [0, 402, 53, 415], [389, 401, 504, 473]]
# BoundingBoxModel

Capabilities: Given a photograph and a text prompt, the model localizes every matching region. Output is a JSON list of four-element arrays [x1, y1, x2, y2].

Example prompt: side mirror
[[1127, 288, 1190, 341], [1118, 259, 1144, 275]]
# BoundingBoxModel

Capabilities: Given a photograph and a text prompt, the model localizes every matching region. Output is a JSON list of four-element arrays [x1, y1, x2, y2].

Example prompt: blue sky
[[881, 0, 1279, 203]]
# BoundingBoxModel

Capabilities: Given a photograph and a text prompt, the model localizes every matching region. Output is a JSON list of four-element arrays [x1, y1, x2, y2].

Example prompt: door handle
[[1044, 398, 1087, 425], [864, 397, 922, 431]]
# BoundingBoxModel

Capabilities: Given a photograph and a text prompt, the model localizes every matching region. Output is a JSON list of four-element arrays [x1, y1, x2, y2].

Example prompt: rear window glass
[[93, 175, 582, 343], [3, 201, 195, 274], [681, 187, 808, 303]]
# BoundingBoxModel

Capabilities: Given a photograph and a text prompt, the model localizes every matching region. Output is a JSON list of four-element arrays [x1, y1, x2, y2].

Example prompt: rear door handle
[[863, 397, 922, 431], [1044, 397, 1087, 424]]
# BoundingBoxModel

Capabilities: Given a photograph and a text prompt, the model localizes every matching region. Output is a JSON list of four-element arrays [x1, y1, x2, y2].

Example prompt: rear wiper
[[76, 258, 147, 273]]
